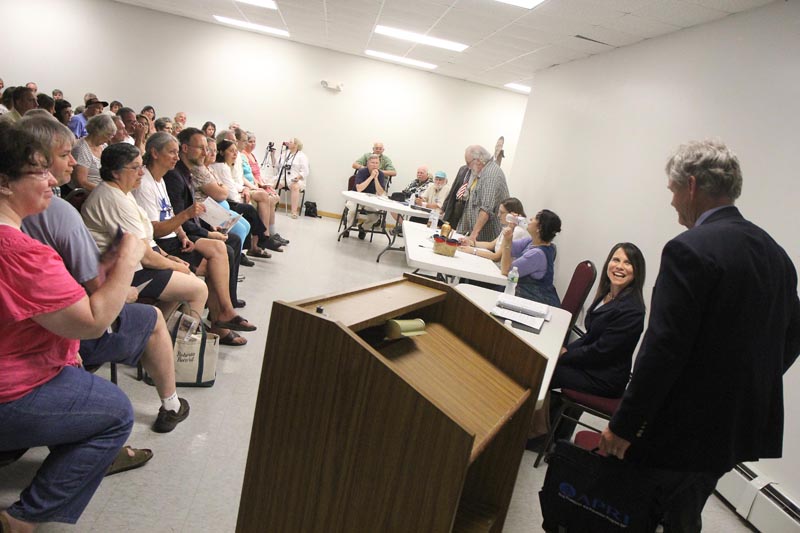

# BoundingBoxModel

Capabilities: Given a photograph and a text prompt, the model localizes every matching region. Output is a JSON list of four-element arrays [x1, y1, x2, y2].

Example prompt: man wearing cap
[[69, 97, 107, 138], [417, 171, 450, 212]]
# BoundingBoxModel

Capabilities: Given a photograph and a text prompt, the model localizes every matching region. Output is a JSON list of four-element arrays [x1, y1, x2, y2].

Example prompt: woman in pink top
[[0, 125, 140, 531]]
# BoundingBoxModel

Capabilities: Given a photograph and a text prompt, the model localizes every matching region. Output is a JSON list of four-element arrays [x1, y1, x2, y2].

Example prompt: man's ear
[[687, 175, 697, 196]]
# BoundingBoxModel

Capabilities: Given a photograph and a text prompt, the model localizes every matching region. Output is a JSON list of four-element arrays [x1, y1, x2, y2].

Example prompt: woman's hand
[[502, 226, 513, 239], [207, 231, 228, 241]]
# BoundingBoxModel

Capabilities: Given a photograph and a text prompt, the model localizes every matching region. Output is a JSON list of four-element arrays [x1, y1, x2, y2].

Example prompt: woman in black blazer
[[534, 242, 647, 448], [552, 242, 647, 397]]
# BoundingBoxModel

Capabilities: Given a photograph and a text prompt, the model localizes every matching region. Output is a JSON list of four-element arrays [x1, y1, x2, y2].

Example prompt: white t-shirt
[[81, 182, 156, 270], [131, 168, 177, 239], [209, 162, 242, 203]]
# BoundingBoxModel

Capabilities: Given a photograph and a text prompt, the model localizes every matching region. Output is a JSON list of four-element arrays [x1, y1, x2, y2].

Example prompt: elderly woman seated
[[68, 113, 117, 192], [0, 124, 136, 531]]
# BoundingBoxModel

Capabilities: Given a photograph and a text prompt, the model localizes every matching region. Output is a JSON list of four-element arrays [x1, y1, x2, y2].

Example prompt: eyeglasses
[[124, 164, 145, 172], [24, 168, 52, 181], [188, 145, 208, 152]]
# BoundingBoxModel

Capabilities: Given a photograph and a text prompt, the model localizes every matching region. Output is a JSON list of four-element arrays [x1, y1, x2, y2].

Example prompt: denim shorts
[[79, 303, 158, 366]]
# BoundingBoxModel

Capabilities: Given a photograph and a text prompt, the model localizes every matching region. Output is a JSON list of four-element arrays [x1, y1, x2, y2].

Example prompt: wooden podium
[[237, 275, 548, 532]]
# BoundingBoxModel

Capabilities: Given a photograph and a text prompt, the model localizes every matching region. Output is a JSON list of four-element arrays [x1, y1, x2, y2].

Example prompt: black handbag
[[539, 440, 662, 532]]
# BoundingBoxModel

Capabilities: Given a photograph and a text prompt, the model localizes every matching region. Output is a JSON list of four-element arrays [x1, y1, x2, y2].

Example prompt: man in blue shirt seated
[[343, 154, 386, 240]]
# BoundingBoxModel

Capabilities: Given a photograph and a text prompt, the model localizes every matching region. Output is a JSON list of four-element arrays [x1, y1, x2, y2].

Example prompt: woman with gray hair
[[69, 113, 116, 192]]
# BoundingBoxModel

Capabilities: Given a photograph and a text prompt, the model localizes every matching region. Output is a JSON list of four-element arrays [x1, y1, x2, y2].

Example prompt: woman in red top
[[0, 124, 140, 531]]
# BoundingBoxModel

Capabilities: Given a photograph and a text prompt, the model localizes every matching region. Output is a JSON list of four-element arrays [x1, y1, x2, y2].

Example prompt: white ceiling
[[112, 0, 774, 91]]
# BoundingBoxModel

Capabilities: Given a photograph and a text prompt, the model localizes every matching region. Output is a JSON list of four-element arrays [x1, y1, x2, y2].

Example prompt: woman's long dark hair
[[216, 139, 235, 164], [596, 242, 646, 306]]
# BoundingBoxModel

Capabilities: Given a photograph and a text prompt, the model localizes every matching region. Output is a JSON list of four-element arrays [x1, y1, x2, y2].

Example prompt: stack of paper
[[496, 294, 552, 321], [490, 306, 545, 334]]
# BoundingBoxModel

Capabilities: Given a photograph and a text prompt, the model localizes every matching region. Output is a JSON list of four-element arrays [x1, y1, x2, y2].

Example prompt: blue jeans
[[0, 366, 133, 524]]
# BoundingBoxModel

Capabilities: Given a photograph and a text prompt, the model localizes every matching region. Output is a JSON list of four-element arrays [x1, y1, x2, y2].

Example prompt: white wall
[[511, 0, 800, 503], [0, 0, 527, 214]]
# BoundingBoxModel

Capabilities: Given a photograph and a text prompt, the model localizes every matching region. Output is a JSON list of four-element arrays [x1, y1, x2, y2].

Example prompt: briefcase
[[539, 440, 662, 532]]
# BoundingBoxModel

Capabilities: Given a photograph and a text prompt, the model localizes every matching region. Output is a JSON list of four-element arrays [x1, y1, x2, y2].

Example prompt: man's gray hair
[[18, 114, 75, 151], [665, 140, 742, 200], [466, 145, 492, 164], [86, 113, 116, 138]]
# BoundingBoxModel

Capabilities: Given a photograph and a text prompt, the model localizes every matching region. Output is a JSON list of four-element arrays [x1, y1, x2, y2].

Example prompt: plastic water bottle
[[505, 266, 519, 295], [427, 209, 439, 228]]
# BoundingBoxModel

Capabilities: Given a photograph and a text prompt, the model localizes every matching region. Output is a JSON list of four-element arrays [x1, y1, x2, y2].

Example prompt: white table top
[[403, 221, 508, 286], [455, 284, 572, 408], [341, 190, 424, 218]]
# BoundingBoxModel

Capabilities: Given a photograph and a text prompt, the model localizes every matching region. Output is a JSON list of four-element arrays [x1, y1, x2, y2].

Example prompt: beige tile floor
[[0, 213, 753, 532]]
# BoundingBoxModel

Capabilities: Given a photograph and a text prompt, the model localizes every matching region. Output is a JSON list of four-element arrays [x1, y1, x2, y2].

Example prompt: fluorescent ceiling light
[[504, 83, 531, 93], [495, 0, 547, 8], [365, 50, 437, 70], [374, 25, 468, 52], [235, 0, 277, 8], [213, 15, 289, 37]]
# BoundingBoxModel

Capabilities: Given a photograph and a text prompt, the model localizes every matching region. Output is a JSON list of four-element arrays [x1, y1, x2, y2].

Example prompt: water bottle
[[505, 266, 519, 295], [408, 192, 416, 206], [427, 209, 439, 228]]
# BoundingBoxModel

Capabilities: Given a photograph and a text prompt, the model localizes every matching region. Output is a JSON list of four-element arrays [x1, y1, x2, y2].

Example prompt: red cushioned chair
[[559, 260, 597, 345], [534, 388, 623, 468]]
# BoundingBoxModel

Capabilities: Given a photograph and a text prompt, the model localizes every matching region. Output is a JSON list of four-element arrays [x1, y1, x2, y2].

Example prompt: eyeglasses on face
[[123, 164, 146, 172]]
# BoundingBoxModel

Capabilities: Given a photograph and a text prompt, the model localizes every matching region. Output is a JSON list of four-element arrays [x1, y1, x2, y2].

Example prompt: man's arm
[[469, 209, 490, 239], [381, 155, 397, 177], [352, 153, 367, 171]]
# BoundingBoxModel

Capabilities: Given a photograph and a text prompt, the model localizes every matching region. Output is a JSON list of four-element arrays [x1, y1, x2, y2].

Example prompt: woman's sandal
[[219, 330, 247, 346], [105, 446, 153, 477], [214, 315, 257, 332]]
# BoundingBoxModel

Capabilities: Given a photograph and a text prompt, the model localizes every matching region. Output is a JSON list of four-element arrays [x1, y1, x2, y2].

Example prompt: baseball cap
[[434, 171, 447, 179], [85, 98, 109, 108]]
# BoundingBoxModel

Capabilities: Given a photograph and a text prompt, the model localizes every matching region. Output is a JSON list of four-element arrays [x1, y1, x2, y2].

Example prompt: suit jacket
[[558, 290, 645, 397], [165, 161, 208, 239], [610, 206, 800, 472], [441, 164, 470, 226]]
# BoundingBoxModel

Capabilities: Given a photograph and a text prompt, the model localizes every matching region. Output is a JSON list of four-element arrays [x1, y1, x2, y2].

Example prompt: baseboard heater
[[716, 463, 800, 532]]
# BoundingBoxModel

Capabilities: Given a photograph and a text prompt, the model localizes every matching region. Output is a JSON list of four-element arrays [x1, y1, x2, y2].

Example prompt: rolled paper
[[385, 318, 427, 339]]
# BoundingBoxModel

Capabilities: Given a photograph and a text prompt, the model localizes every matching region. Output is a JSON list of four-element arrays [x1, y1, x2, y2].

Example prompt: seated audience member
[[69, 113, 116, 191], [165, 127, 246, 308], [192, 137, 253, 258], [137, 113, 153, 142], [211, 138, 284, 253], [543, 242, 647, 444], [500, 209, 562, 307], [0, 85, 14, 115], [418, 170, 450, 212], [458, 197, 528, 261], [109, 116, 129, 144], [133, 133, 256, 341], [403, 166, 432, 199], [343, 153, 387, 240], [25, 82, 38, 92], [109, 100, 123, 115], [36, 93, 55, 115], [68, 97, 107, 138], [81, 143, 209, 322], [54, 99, 74, 128], [52, 88, 64, 100], [174, 111, 187, 128], [18, 115, 190, 434], [0, 125, 136, 531], [351, 141, 396, 179], [154, 117, 173, 134], [202, 121, 216, 138], [243, 133, 287, 246], [117, 106, 147, 152], [140, 105, 156, 134], [0, 86, 38, 124], [276, 137, 309, 219]]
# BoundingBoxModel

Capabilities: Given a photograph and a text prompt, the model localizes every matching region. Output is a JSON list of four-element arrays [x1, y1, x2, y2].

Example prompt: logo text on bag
[[558, 482, 631, 527]]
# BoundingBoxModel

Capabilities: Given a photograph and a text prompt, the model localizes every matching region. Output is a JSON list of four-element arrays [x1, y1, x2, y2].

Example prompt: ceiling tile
[[631, 0, 728, 28], [603, 13, 681, 37]]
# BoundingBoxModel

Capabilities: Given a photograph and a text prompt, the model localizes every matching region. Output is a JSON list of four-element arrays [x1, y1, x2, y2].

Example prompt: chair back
[[560, 260, 597, 339], [347, 173, 356, 191], [64, 187, 90, 212]]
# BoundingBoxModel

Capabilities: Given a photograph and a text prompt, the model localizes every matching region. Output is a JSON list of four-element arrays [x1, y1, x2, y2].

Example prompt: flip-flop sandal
[[105, 446, 153, 477], [214, 315, 257, 332], [219, 330, 247, 346]]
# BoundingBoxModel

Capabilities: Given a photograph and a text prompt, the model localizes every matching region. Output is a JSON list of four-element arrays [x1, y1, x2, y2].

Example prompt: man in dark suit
[[600, 140, 800, 531]]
